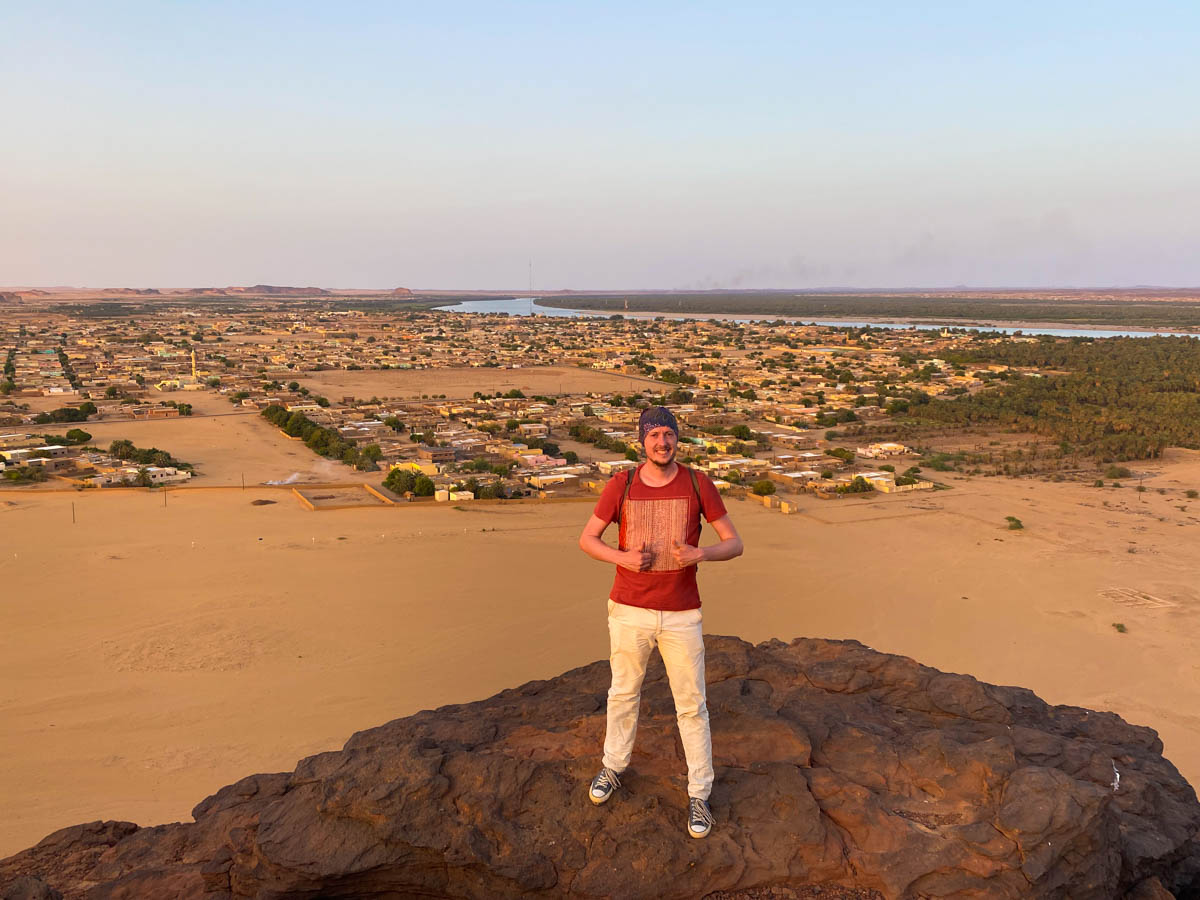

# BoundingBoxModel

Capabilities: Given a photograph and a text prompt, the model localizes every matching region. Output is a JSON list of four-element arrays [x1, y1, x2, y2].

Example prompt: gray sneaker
[[687, 797, 714, 838], [588, 767, 621, 805]]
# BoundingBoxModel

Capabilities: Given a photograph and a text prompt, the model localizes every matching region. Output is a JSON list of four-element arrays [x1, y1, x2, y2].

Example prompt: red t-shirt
[[593, 464, 728, 611]]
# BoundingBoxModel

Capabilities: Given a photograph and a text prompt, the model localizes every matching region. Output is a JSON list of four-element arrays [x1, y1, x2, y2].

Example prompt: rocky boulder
[[3, 636, 1199, 899]]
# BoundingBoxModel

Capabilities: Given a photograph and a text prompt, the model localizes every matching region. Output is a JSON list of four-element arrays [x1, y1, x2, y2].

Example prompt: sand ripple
[[102, 619, 282, 672]]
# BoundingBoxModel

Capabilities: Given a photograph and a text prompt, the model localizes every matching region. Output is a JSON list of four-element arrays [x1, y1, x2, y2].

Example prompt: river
[[433, 298, 1199, 340]]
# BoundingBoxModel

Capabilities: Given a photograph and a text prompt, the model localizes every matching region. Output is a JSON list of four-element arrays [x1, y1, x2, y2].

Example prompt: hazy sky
[[2, 2, 1198, 290]]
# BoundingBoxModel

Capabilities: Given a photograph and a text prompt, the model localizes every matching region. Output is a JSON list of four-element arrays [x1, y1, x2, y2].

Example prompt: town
[[0, 298, 1055, 507]]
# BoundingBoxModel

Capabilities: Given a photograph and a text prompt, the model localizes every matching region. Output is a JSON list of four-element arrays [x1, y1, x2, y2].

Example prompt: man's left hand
[[671, 540, 705, 568]]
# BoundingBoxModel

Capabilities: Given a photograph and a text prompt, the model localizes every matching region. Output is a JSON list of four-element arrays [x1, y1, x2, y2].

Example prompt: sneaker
[[588, 767, 622, 805], [687, 797, 714, 839]]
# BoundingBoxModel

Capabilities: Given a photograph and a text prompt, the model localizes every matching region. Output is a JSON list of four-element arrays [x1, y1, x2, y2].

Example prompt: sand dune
[[3, 453, 1200, 856]]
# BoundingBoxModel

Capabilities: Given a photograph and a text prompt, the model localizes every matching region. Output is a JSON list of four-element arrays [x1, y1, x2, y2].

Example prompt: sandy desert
[[3, 451, 1200, 856]]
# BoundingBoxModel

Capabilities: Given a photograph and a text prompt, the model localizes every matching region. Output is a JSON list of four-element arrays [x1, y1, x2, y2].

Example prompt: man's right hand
[[619, 544, 654, 572]]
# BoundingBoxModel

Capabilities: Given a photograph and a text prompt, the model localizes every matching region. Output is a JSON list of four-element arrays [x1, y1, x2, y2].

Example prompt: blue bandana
[[638, 406, 679, 444]]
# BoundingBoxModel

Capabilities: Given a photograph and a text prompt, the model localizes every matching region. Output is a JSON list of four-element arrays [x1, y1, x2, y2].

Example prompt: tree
[[65, 428, 91, 444], [414, 475, 436, 497], [624, 447, 639, 462], [136, 468, 152, 487], [384, 468, 416, 494], [836, 476, 874, 494], [751, 480, 776, 496]]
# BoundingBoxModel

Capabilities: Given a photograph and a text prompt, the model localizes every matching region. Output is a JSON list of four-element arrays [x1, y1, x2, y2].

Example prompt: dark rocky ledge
[[3, 636, 1199, 899]]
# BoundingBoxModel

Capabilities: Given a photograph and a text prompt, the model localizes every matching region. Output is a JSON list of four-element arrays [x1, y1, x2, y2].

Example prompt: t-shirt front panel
[[592, 466, 728, 611]]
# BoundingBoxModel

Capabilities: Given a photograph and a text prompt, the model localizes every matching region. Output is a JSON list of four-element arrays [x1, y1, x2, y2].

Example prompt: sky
[[2, 1, 1198, 291]]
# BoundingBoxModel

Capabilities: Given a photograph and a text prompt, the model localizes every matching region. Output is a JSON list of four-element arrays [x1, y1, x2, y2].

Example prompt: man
[[578, 406, 744, 839]]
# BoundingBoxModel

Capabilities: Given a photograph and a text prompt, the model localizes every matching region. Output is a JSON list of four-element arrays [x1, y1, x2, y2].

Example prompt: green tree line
[[261, 405, 378, 470], [910, 336, 1200, 461]]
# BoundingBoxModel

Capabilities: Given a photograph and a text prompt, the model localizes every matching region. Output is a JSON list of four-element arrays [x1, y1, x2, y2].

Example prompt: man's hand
[[672, 540, 705, 568], [619, 543, 654, 572]]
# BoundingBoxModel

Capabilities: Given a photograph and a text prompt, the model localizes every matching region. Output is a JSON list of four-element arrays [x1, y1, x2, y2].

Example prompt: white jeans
[[602, 599, 714, 800]]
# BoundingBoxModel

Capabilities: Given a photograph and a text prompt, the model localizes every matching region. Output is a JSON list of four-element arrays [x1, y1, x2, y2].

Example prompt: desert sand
[[295, 365, 662, 400], [68, 411, 349, 486], [3, 452, 1200, 856]]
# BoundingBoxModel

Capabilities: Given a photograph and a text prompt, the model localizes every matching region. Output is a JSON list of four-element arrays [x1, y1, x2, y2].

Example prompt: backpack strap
[[684, 464, 703, 534], [616, 464, 641, 527]]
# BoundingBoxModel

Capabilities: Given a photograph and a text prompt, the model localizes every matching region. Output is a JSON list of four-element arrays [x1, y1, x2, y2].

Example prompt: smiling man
[[578, 406, 744, 839]]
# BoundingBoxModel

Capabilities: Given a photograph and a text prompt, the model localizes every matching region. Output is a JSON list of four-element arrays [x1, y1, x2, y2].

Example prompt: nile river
[[435, 298, 1198, 340]]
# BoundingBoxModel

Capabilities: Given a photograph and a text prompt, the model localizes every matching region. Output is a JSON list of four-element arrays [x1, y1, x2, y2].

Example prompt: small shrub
[[1105, 465, 1132, 479], [1188, 490, 1198, 499], [1112, 623, 1127, 634], [1093, 479, 1104, 487], [1005, 516, 1024, 530]]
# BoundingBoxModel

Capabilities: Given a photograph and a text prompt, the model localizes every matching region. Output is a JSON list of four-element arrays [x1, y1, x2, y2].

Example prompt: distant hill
[[224, 285, 331, 296]]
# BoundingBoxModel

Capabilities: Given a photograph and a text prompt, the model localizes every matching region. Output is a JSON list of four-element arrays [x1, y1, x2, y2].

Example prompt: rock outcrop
[[3, 636, 1199, 899]]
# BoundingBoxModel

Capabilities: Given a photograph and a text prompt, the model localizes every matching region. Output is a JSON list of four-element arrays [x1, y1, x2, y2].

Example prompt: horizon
[[7, 283, 1200, 294]]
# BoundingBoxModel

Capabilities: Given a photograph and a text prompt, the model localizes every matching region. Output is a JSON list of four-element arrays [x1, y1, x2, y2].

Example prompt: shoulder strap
[[684, 464, 704, 532], [616, 464, 640, 526]]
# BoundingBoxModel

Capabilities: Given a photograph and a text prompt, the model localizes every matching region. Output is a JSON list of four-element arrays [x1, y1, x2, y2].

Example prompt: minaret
[[191, 350, 197, 381]]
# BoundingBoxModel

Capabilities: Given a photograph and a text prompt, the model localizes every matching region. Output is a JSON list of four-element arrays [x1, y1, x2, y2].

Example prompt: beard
[[645, 446, 677, 470]]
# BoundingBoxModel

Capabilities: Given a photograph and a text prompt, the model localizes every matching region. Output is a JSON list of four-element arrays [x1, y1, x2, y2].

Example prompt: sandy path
[[2, 454, 1200, 855]]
